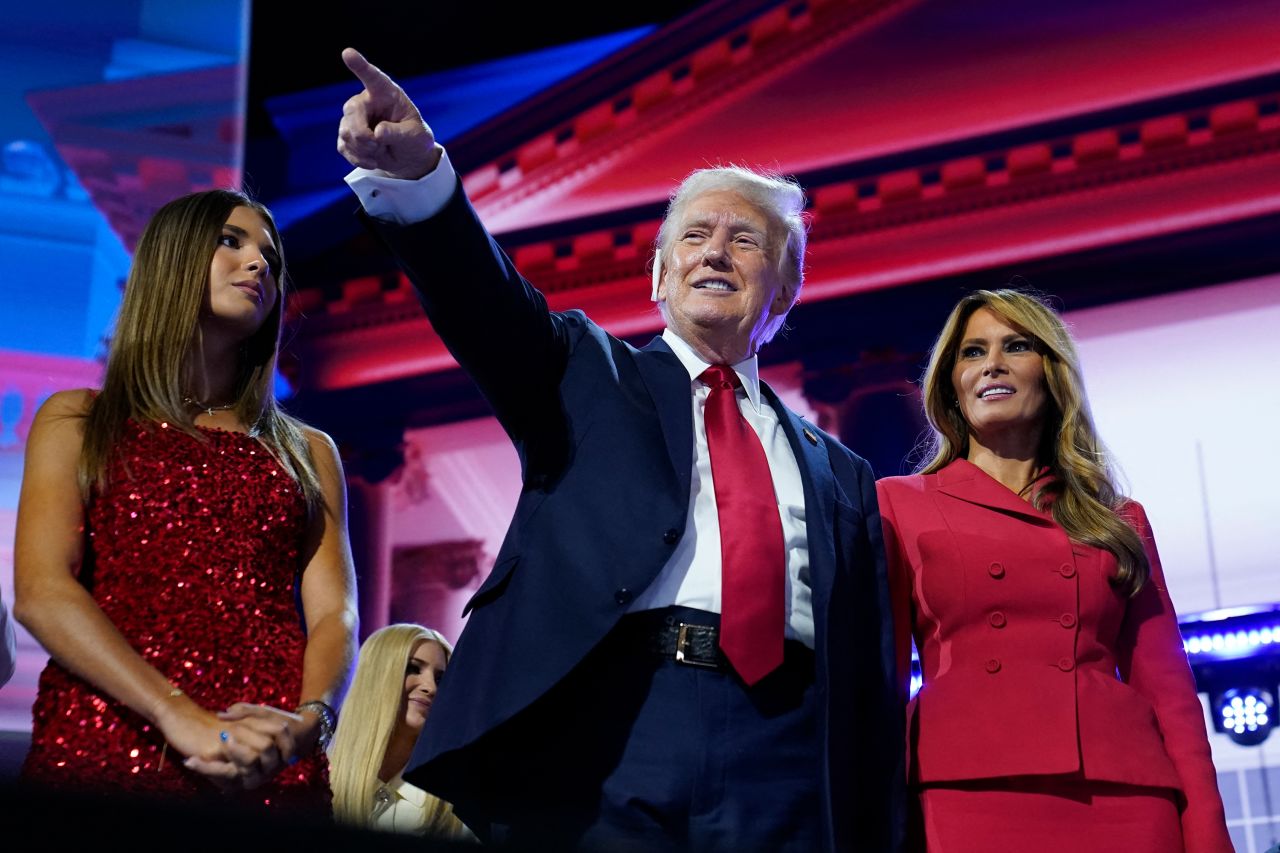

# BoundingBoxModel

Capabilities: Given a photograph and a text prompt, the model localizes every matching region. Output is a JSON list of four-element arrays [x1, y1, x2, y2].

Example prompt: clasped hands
[[156, 697, 319, 791]]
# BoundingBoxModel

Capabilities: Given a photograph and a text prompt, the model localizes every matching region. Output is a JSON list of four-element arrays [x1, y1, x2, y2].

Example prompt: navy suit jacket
[[365, 180, 904, 851]]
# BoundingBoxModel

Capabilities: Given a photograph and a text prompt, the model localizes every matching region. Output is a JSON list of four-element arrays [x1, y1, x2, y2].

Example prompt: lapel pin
[[803, 428, 818, 446]]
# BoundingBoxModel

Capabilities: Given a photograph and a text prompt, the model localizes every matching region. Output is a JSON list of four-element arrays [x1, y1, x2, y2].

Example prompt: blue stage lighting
[[1215, 687, 1275, 746], [1184, 624, 1280, 659], [1177, 605, 1279, 747]]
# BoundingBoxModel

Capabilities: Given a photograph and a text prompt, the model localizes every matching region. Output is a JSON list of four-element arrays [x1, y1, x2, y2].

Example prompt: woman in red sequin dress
[[14, 190, 358, 813]]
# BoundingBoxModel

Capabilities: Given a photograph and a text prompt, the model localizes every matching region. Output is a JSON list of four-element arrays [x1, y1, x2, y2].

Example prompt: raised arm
[[336, 49, 574, 447], [13, 391, 233, 768]]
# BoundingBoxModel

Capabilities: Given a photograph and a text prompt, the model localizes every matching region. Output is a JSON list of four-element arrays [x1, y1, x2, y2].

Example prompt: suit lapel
[[636, 336, 694, 501], [762, 382, 838, 606], [935, 458, 1054, 524]]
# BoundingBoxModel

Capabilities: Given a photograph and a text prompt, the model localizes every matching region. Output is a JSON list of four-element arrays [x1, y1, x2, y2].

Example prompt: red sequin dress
[[23, 421, 331, 812]]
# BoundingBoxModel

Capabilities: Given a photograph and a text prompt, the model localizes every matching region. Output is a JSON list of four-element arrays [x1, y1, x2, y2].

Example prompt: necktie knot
[[699, 365, 740, 392]]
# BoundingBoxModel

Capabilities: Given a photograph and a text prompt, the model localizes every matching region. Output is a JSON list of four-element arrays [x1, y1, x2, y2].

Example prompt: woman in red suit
[[877, 289, 1232, 852]]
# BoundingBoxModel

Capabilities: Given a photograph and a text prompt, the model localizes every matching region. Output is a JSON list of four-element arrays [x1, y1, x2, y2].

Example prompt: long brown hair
[[918, 289, 1148, 595], [79, 189, 321, 510]]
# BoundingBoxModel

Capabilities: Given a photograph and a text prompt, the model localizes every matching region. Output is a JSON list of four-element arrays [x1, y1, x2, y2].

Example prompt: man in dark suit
[[336, 48, 902, 852]]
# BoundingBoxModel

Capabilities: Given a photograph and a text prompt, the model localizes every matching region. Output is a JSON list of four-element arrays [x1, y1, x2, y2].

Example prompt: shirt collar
[[383, 772, 428, 807], [662, 328, 763, 413]]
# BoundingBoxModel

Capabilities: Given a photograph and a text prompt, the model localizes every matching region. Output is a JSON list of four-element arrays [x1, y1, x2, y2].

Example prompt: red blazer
[[877, 459, 1231, 852]]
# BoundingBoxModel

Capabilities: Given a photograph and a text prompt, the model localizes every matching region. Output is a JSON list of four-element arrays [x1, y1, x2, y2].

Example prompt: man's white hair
[[651, 165, 808, 344]]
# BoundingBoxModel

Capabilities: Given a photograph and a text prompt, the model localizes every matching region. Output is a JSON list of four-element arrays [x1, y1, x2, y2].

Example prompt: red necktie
[[700, 365, 785, 685]]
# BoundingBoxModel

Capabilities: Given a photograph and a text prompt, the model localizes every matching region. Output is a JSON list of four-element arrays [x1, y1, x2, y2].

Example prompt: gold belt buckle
[[674, 623, 717, 668]]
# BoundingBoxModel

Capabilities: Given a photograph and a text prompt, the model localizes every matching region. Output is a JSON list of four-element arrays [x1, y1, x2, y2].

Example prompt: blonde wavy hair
[[78, 189, 322, 511], [918, 289, 1148, 595], [328, 624, 469, 837]]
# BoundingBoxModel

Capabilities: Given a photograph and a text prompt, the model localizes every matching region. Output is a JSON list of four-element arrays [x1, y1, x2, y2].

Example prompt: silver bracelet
[[295, 700, 336, 749]]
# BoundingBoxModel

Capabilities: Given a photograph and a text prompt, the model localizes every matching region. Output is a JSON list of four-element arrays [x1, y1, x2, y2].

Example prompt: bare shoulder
[[300, 425, 340, 462], [19, 390, 95, 505], [297, 425, 349, 524], [27, 389, 94, 447], [35, 388, 94, 420], [299, 425, 347, 489]]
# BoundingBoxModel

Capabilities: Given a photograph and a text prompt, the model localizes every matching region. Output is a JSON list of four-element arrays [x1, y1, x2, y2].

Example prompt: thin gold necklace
[[182, 395, 235, 417]]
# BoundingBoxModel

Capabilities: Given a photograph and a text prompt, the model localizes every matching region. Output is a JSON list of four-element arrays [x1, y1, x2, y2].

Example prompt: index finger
[[219, 702, 268, 720], [342, 47, 398, 98]]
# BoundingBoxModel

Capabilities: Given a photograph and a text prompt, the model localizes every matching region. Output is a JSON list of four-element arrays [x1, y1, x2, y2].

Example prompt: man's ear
[[651, 256, 665, 303], [771, 279, 799, 316]]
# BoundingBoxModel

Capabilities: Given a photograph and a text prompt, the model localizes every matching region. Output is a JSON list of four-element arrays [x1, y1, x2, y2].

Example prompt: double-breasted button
[[1058, 563, 1076, 578], [988, 561, 1005, 579], [614, 588, 633, 606], [1057, 657, 1075, 672], [1059, 613, 1077, 628], [984, 658, 1002, 674], [988, 612, 1007, 629], [663, 528, 680, 545]]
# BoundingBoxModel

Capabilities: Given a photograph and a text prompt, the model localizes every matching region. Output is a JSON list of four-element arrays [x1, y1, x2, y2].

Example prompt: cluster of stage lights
[[1217, 688, 1274, 746], [1180, 606, 1280, 747]]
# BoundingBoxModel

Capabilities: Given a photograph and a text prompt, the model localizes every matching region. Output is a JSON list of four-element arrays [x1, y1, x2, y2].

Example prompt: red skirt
[[914, 777, 1183, 853]]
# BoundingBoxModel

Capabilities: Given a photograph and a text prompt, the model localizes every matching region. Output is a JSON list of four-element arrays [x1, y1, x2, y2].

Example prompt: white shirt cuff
[[344, 146, 457, 225]]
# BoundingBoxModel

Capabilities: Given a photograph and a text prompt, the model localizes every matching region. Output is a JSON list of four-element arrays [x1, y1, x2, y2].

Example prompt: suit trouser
[[487, 606, 821, 852]]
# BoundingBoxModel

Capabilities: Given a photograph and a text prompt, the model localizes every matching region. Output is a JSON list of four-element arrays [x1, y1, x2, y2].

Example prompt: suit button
[[1059, 563, 1076, 578], [1059, 613, 1077, 628], [988, 612, 1006, 629], [988, 561, 1005, 579], [1057, 657, 1075, 672], [984, 658, 1001, 674], [663, 528, 679, 545], [614, 588, 633, 606]]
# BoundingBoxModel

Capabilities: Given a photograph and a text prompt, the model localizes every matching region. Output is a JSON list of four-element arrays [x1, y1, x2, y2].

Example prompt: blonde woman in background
[[330, 624, 475, 839]]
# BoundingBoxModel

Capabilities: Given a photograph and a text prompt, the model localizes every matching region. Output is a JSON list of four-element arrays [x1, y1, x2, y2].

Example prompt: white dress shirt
[[371, 773, 431, 835], [345, 154, 814, 647], [371, 772, 478, 841]]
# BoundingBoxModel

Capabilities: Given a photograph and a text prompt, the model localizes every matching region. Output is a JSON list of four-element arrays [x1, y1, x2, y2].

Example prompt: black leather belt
[[617, 607, 728, 670], [650, 621, 725, 669], [618, 607, 814, 676]]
